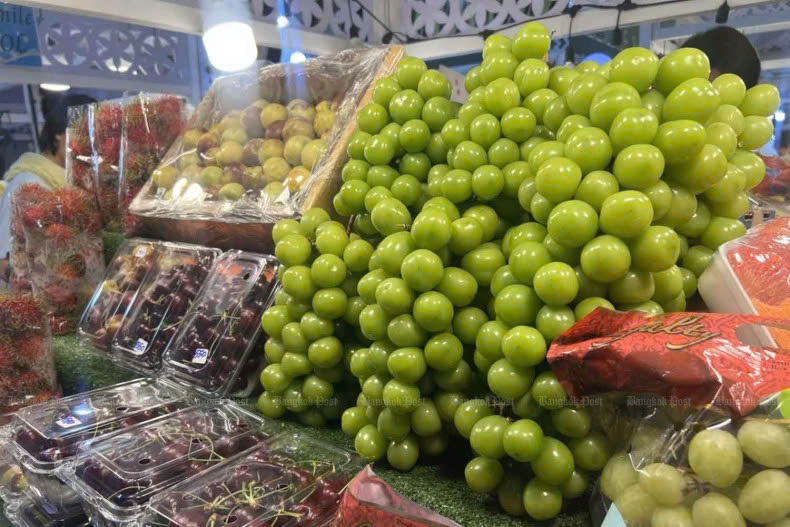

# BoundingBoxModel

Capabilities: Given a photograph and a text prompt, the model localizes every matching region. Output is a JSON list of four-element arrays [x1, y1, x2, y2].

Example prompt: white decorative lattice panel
[[401, 0, 572, 39], [250, 0, 376, 42], [37, 9, 191, 86]]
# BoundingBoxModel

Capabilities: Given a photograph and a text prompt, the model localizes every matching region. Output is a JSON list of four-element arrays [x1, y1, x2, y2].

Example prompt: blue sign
[[0, 2, 41, 67]]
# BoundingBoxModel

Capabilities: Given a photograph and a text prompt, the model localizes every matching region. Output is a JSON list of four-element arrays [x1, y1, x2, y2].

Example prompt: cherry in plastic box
[[110, 244, 221, 374], [146, 432, 363, 527], [62, 402, 279, 527], [161, 251, 279, 397], [4, 498, 90, 527], [77, 240, 161, 352], [9, 379, 188, 515], [699, 216, 790, 347]]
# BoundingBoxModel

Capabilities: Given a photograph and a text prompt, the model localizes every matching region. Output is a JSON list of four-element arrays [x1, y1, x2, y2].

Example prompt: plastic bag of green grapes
[[546, 309, 790, 527]]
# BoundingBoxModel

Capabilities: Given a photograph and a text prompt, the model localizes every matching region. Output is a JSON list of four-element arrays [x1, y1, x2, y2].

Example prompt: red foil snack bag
[[336, 467, 462, 527], [547, 309, 790, 417]]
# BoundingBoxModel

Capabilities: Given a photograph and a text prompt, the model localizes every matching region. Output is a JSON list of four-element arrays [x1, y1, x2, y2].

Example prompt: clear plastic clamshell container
[[77, 239, 161, 352], [162, 251, 279, 397], [1, 427, 27, 501], [62, 402, 279, 527], [4, 498, 90, 527], [146, 432, 363, 527], [9, 379, 188, 514], [111, 243, 221, 375]]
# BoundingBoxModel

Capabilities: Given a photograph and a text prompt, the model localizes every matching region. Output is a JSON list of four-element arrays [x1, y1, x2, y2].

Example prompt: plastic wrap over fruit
[[699, 216, 790, 348], [9, 183, 52, 294], [335, 466, 463, 527], [15, 184, 105, 334], [62, 402, 279, 526], [0, 427, 28, 500], [0, 294, 59, 424], [146, 432, 363, 527], [161, 250, 279, 397], [128, 46, 403, 250], [119, 93, 189, 236], [750, 153, 790, 215], [4, 497, 89, 527]]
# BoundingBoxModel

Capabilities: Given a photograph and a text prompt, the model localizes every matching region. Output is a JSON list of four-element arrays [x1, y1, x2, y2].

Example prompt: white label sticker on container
[[135, 246, 147, 258], [56, 415, 82, 428], [192, 348, 209, 364], [131, 338, 148, 355], [601, 504, 626, 527]]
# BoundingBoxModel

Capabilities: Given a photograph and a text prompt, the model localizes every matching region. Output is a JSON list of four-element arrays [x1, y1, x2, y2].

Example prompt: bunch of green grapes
[[259, 208, 365, 427], [601, 418, 790, 526]]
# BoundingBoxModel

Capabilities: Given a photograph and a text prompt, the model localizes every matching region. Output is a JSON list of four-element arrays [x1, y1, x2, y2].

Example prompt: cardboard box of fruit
[[129, 46, 404, 251]]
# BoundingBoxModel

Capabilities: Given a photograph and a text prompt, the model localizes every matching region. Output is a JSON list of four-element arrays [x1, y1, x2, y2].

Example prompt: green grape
[[561, 469, 590, 500], [357, 102, 390, 134], [663, 78, 720, 123], [652, 265, 684, 304], [610, 47, 659, 92], [389, 89, 424, 125], [371, 198, 412, 235], [307, 336, 343, 368], [535, 157, 582, 203], [551, 407, 591, 439], [387, 314, 427, 348], [454, 399, 493, 438], [273, 219, 304, 244], [643, 180, 673, 220], [397, 57, 427, 90], [488, 138, 520, 168], [656, 183, 698, 229], [464, 66, 482, 93], [609, 107, 659, 154], [737, 470, 790, 524], [502, 326, 546, 368], [549, 66, 580, 96], [282, 265, 316, 300], [580, 235, 631, 283], [600, 453, 639, 500], [400, 249, 443, 293], [355, 424, 386, 462], [399, 154, 431, 182], [666, 144, 728, 194], [275, 234, 311, 267], [613, 144, 665, 190], [620, 300, 664, 315], [465, 456, 504, 493], [488, 358, 535, 400], [495, 284, 542, 326], [691, 492, 745, 527], [547, 200, 599, 250], [575, 297, 614, 320], [652, 506, 694, 527], [564, 127, 613, 175], [566, 72, 608, 116], [387, 347, 426, 384], [527, 140, 564, 174], [300, 208, 331, 237], [700, 216, 746, 250], [434, 391, 466, 423], [508, 240, 550, 285], [470, 414, 510, 459], [480, 51, 518, 85], [462, 244, 506, 286], [569, 432, 611, 472], [589, 82, 641, 131], [740, 83, 781, 117], [705, 122, 738, 160], [737, 420, 790, 468], [513, 21, 551, 59], [310, 254, 347, 289], [261, 305, 292, 340], [441, 168, 473, 203], [264, 338, 286, 364], [454, 306, 488, 346], [679, 266, 698, 298], [557, 115, 591, 143], [655, 47, 711, 95], [608, 270, 655, 304], [422, 333, 462, 372], [413, 291, 454, 332], [614, 484, 658, 525], [257, 390, 285, 419], [497, 474, 527, 516], [533, 262, 578, 306], [485, 78, 521, 117], [713, 73, 746, 106], [411, 209, 452, 252], [731, 149, 766, 189], [531, 436, 574, 486], [653, 120, 707, 165], [599, 190, 654, 238], [704, 164, 746, 204], [740, 115, 774, 150], [708, 104, 745, 136], [475, 319, 508, 361], [524, 88, 559, 124], [411, 399, 442, 437], [688, 429, 743, 488], [639, 462, 686, 505], [387, 434, 419, 471], [302, 374, 334, 403], [542, 96, 571, 133], [574, 170, 619, 213], [535, 305, 575, 342], [523, 478, 563, 521], [531, 371, 567, 410], [502, 418, 543, 462], [501, 107, 536, 144], [641, 88, 665, 118], [359, 304, 391, 341], [453, 140, 488, 172], [382, 379, 420, 415], [433, 358, 474, 392], [502, 161, 530, 199], [677, 200, 712, 239]]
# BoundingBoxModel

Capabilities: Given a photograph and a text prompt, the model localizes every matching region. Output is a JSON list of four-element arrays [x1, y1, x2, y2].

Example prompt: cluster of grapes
[[259, 208, 361, 428], [258, 19, 778, 520], [601, 419, 790, 526]]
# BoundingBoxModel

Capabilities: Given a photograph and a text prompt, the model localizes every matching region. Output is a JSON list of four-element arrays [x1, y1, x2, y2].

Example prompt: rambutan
[[14, 183, 54, 210], [56, 187, 100, 230], [96, 103, 122, 139], [16, 334, 46, 363], [43, 283, 78, 310], [54, 254, 86, 280], [0, 295, 46, 337], [21, 205, 60, 231], [44, 224, 76, 248], [155, 95, 184, 116], [0, 335, 13, 371]]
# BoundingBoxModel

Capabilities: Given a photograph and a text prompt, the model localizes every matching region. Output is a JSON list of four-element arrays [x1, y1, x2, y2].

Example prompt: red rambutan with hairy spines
[[96, 103, 122, 138], [43, 224, 76, 248], [16, 334, 46, 362], [99, 136, 121, 165], [56, 187, 101, 230], [0, 294, 47, 337], [0, 335, 13, 370], [21, 205, 61, 231]]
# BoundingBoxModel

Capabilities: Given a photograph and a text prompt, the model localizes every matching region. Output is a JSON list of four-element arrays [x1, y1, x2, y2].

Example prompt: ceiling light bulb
[[277, 15, 289, 28], [775, 109, 786, 123], [40, 83, 70, 92], [290, 51, 306, 64], [202, 21, 257, 72]]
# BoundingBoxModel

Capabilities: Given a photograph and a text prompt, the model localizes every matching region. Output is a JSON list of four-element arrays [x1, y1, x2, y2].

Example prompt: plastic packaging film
[[129, 46, 404, 251]]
